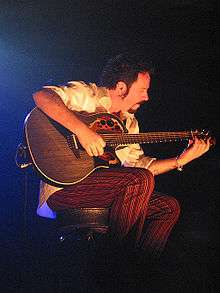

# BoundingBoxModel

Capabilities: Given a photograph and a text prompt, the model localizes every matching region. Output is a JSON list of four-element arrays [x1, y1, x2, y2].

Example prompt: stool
[[56, 207, 110, 247], [52, 208, 111, 291]]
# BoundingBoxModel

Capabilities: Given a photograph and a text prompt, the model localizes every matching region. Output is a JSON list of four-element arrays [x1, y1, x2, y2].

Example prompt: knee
[[127, 168, 155, 191], [166, 196, 181, 221]]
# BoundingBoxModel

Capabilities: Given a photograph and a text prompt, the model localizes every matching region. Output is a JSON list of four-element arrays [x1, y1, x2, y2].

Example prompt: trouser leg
[[138, 191, 181, 258], [47, 167, 155, 244], [109, 168, 155, 243]]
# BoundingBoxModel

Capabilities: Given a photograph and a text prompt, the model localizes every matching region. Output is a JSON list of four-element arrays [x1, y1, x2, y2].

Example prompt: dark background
[[0, 1, 219, 292]]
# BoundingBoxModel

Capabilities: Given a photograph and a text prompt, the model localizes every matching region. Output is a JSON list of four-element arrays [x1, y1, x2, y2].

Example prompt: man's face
[[123, 72, 150, 113]]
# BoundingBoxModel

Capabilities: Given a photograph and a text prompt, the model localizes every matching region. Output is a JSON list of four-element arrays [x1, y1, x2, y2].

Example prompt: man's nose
[[143, 93, 149, 101]]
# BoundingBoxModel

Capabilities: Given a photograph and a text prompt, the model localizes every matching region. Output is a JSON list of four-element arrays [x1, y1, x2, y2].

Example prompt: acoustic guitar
[[24, 107, 214, 186]]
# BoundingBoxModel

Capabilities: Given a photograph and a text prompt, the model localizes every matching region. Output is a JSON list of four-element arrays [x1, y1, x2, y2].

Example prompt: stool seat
[[56, 207, 110, 243]]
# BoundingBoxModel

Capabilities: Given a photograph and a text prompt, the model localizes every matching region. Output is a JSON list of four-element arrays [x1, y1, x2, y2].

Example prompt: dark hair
[[99, 53, 154, 89]]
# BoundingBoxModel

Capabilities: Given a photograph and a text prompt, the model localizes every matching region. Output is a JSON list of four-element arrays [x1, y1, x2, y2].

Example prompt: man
[[33, 53, 210, 258]]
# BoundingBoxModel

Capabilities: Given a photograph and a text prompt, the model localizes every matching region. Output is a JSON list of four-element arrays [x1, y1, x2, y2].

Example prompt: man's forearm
[[148, 157, 183, 175], [33, 89, 88, 135], [149, 135, 212, 176]]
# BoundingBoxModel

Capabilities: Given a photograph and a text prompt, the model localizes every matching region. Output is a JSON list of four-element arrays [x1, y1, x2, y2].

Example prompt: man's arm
[[148, 137, 211, 175], [117, 115, 211, 175], [33, 89, 106, 156]]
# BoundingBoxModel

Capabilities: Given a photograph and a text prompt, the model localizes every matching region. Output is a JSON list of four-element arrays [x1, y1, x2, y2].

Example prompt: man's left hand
[[177, 136, 211, 166]]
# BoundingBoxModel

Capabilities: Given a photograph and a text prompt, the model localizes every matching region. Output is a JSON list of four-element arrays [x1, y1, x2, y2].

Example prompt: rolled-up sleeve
[[43, 81, 98, 112], [116, 146, 156, 169], [132, 155, 156, 169]]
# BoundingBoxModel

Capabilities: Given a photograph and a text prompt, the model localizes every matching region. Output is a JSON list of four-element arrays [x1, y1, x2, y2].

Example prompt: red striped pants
[[47, 167, 180, 257]]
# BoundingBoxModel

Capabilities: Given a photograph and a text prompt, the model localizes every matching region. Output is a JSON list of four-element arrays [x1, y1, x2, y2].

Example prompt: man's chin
[[128, 106, 140, 114]]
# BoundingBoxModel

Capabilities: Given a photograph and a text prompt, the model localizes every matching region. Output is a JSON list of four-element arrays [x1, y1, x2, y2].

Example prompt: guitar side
[[24, 108, 109, 186]]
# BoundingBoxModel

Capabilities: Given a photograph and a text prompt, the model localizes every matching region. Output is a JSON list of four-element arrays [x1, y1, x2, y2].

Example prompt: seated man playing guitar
[[32, 53, 211, 259]]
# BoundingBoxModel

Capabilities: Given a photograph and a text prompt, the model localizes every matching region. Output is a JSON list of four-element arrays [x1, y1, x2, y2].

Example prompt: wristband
[[175, 156, 183, 171]]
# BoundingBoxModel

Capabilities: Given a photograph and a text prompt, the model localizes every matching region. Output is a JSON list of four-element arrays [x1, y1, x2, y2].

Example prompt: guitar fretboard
[[101, 131, 193, 146]]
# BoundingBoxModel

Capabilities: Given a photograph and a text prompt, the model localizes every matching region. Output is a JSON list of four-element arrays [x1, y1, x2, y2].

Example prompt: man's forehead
[[136, 72, 151, 84], [138, 72, 150, 80]]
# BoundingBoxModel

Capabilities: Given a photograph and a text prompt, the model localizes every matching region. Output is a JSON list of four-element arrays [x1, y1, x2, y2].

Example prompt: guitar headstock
[[194, 129, 216, 147]]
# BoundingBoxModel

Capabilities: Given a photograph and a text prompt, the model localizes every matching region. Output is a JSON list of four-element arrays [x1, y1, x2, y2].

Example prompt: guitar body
[[24, 108, 127, 186]]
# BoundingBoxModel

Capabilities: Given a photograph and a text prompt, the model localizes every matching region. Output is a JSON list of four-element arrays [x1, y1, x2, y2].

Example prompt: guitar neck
[[70, 111, 214, 147], [101, 131, 194, 146]]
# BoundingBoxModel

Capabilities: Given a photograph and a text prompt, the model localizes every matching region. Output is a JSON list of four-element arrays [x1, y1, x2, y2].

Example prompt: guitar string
[[49, 131, 196, 147], [51, 133, 193, 144]]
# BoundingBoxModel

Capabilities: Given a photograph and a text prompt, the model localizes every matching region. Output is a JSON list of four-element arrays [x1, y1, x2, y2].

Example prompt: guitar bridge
[[66, 134, 80, 158]]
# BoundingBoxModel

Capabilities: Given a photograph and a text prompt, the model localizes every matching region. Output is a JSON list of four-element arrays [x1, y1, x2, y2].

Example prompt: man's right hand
[[77, 127, 106, 157]]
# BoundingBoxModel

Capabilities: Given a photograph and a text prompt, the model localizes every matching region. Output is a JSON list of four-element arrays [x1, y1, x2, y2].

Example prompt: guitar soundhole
[[90, 116, 123, 133]]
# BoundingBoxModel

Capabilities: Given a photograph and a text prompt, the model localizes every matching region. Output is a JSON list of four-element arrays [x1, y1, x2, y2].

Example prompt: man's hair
[[99, 53, 154, 89]]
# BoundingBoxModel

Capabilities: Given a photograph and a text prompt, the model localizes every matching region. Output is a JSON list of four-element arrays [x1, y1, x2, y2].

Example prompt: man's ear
[[115, 81, 127, 97]]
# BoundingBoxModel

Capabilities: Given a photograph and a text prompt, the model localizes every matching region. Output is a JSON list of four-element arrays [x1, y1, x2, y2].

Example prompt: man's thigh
[[47, 167, 153, 208]]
